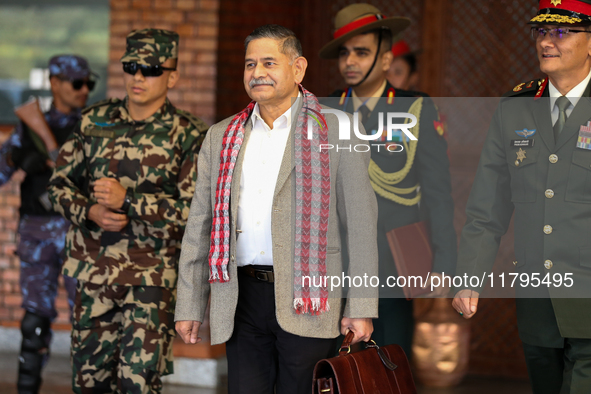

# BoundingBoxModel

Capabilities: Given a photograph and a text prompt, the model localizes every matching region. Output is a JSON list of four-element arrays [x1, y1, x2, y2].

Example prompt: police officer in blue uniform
[[0, 55, 95, 394]]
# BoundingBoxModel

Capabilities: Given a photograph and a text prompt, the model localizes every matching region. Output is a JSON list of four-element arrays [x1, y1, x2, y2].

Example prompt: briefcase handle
[[338, 331, 398, 371]]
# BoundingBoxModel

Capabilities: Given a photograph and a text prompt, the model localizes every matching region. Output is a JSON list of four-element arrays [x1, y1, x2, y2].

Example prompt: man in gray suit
[[453, 1, 591, 393], [175, 25, 379, 394]]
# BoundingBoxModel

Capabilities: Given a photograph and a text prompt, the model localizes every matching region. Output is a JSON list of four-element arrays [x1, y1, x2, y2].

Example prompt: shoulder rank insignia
[[503, 78, 544, 98], [515, 129, 536, 138], [513, 83, 526, 92]]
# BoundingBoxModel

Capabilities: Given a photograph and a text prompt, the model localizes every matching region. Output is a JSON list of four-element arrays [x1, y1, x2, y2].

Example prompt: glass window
[[0, 0, 109, 124]]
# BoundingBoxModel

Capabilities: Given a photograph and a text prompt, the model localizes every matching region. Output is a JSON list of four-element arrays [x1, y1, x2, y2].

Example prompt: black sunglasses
[[71, 79, 96, 91], [122, 62, 176, 77]]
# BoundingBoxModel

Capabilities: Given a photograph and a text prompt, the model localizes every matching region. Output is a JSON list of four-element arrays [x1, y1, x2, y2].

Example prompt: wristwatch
[[120, 187, 134, 213]]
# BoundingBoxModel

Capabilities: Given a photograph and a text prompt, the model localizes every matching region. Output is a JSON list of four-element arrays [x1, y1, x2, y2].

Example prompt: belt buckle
[[255, 270, 269, 282]]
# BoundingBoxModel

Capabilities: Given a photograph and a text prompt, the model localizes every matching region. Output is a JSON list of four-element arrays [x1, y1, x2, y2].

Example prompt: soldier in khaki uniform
[[320, 3, 456, 356], [453, 1, 591, 393], [48, 29, 207, 394]]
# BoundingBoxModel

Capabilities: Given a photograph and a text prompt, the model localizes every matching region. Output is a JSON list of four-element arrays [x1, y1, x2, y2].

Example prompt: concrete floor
[[0, 352, 532, 394]]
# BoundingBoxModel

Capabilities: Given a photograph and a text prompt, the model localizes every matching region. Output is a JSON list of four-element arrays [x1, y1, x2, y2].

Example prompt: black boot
[[17, 311, 50, 394]]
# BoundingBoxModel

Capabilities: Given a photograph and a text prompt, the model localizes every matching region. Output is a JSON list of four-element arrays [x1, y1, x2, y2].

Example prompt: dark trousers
[[523, 338, 591, 394], [226, 268, 337, 394], [372, 298, 414, 358]]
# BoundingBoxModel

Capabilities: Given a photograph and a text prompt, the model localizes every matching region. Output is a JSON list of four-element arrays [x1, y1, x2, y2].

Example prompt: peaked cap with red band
[[319, 3, 410, 59], [529, 0, 591, 25]]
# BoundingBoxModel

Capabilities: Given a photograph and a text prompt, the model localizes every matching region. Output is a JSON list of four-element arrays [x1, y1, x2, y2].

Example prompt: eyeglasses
[[122, 62, 176, 77], [71, 79, 96, 91], [531, 27, 591, 41]]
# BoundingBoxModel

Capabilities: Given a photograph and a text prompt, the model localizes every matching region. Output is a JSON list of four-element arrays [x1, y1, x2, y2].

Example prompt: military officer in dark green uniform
[[453, 1, 591, 393], [48, 29, 208, 394], [320, 3, 457, 357]]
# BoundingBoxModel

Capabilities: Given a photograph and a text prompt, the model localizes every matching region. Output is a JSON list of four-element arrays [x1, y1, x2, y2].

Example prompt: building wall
[[107, 0, 220, 126]]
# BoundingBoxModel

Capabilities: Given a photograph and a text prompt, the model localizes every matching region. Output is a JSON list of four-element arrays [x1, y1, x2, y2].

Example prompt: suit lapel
[[231, 120, 253, 220], [273, 99, 302, 198], [556, 81, 591, 151], [531, 90, 556, 151]]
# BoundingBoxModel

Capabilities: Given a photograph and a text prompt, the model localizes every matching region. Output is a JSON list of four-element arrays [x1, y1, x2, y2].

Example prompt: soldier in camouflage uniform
[[47, 29, 208, 394], [0, 54, 95, 394]]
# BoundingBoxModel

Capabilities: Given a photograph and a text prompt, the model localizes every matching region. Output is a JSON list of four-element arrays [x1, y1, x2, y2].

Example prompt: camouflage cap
[[48, 55, 97, 80], [120, 28, 179, 66]]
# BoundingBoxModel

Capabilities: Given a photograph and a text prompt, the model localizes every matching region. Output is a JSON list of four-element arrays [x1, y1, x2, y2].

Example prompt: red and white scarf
[[208, 85, 331, 315]]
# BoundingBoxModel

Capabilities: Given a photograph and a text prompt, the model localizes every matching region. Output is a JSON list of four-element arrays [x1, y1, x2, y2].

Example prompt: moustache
[[249, 78, 275, 88]]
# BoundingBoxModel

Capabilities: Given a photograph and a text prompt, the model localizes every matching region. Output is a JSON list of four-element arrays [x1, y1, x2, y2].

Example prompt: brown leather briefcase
[[312, 331, 417, 394], [386, 221, 433, 299]]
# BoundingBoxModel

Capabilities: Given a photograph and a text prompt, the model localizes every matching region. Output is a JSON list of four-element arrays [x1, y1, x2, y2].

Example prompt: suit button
[[513, 261, 518, 266], [545, 189, 555, 198], [543, 225, 553, 234], [544, 260, 553, 270], [549, 154, 558, 163], [231, 255, 235, 262]]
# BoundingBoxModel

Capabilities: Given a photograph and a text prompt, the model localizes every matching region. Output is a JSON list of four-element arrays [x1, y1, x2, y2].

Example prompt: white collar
[[549, 68, 591, 109], [251, 92, 302, 130]]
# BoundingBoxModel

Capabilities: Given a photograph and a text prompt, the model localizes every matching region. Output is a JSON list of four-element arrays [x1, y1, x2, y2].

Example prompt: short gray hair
[[244, 24, 303, 63]]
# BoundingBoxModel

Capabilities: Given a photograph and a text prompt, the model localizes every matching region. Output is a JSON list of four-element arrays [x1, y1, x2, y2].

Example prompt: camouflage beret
[[120, 28, 179, 66]]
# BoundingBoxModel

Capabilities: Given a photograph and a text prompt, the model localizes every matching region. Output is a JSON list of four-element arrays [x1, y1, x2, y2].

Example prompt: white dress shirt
[[235, 96, 300, 266], [549, 68, 591, 125]]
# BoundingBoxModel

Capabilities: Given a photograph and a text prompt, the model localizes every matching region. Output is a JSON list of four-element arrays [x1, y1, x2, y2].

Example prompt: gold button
[[549, 154, 558, 164], [513, 261, 518, 266], [544, 260, 553, 270], [231, 255, 235, 261], [543, 225, 553, 234], [515, 160, 520, 166], [545, 189, 555, 198]]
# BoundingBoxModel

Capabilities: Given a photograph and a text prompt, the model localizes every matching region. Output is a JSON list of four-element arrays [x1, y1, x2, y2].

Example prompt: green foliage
[[0, 6, 109, 79]]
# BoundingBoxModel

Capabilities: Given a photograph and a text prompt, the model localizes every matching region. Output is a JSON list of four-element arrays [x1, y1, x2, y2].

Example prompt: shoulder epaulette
[[81, 97, 121, 115], [502, 79, 544, 97], [176, 108, 209, 133]]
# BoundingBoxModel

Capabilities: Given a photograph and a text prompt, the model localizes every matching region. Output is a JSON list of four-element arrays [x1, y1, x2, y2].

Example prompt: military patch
[[515, 148, 527, 166], [83, 127, 115, 138], [387, 87, 395, 105], [576, 121, 591, 150], [515, 129, 536, 138]]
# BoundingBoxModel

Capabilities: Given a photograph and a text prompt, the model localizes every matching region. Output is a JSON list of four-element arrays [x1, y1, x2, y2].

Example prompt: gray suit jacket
[[175, 100, 379, 345]]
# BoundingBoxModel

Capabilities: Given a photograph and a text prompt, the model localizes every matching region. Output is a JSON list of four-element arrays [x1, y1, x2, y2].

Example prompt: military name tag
[[576, 121, 591, 150], [83, 127, 115, 138], [511, 139, 534, 147]]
